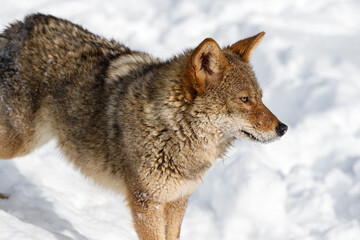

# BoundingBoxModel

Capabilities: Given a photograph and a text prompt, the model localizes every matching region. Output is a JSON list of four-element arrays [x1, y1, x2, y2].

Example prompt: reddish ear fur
[[187, 38, 230, 95], [230, 32, 265, 61]]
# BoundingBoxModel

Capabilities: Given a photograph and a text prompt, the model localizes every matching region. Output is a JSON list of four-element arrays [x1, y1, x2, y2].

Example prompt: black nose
[[276, 123, 288, 137]]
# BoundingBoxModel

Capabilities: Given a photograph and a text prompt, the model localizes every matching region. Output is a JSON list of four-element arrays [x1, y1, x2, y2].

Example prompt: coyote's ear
[[230, 32, 265, 61], [188, 38, 230, 94]]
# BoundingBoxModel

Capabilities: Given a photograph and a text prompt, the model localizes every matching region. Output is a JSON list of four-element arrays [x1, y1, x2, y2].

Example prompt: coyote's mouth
[[240, 130, 258, 141]]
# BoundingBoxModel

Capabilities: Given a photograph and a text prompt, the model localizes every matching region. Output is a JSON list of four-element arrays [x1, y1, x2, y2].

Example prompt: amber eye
[[240, 97, 249, 103]]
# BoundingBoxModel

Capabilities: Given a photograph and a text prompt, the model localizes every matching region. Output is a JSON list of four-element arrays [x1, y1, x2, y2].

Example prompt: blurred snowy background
[[1, 0, 360, 239]]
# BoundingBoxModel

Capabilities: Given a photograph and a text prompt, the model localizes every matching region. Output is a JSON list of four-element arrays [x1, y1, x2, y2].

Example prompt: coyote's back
[[1, 14, 125, 158]]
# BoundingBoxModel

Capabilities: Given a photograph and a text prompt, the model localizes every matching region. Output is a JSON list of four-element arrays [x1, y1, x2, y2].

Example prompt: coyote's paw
[[0, 193, 8, 199]]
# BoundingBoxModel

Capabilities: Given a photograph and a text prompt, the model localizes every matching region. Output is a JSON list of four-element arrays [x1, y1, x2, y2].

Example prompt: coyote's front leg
[[128, 193, 166, 240], [164, 197, 188, 240]]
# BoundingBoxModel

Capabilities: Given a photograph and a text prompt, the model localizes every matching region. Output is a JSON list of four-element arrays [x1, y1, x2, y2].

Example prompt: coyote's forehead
[[220, 52, 262, 99]]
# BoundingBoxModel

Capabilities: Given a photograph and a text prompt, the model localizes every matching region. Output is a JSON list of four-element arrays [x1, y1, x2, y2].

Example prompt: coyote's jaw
[[238, 128, 280, 143]]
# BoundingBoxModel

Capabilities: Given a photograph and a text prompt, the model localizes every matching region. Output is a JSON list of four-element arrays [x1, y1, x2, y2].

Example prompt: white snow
[[1, 0, 360, 239]]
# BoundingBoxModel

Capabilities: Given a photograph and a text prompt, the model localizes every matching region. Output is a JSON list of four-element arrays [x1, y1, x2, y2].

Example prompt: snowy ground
[[1, 0, 360, 239]]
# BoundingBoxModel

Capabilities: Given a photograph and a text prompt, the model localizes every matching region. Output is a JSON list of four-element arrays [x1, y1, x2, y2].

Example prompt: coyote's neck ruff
[[0, 14, 287, 240]]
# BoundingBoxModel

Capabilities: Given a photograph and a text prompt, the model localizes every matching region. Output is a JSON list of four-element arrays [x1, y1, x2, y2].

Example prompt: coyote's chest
[[157, 177, 201, 203]]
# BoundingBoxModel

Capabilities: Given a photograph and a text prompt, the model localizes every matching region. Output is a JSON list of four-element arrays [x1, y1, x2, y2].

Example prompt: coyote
[[0, 14, 287, 240]]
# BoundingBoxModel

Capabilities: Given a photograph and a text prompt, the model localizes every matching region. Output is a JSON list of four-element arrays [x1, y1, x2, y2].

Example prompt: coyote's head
[[184, 32, 287, 143]]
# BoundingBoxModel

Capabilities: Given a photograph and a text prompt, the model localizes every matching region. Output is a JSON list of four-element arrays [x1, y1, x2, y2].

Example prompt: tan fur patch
[[107, 53, 159, 81]]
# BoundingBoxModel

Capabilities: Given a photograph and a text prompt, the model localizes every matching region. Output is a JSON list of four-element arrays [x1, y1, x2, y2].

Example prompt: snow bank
[[1, 0, 360, 239]]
